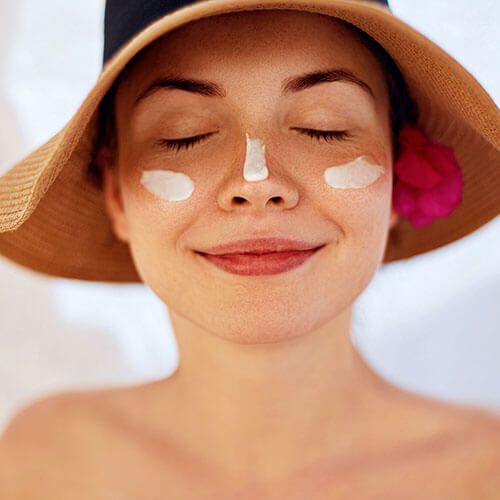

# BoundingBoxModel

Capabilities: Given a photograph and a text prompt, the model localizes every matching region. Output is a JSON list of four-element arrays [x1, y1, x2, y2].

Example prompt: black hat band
[[103, 0, 390, 64]]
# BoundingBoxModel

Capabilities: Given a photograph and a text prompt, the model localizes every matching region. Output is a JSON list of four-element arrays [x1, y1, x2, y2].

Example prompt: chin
[[194, 303, 333, 345]]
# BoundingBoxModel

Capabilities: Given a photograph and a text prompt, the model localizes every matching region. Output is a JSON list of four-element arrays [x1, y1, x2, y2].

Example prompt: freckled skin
[[97, 9, 399, 462], [79, 10, 500, 497], [3, 9, 492, 499], [324, 155, 385, 189], [140, 133, 270, 203]]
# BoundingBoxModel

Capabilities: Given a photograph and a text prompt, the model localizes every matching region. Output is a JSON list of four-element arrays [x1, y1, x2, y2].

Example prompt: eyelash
[[158, 132, 213, 152], [158, 128, 350, 152], [294, 128, 351, 143]]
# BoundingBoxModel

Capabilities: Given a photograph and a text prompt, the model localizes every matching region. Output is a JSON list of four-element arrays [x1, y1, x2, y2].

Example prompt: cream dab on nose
[[324, 156, 384, 189], [140, 170, 194, 201], [243, 133, 269, 181]]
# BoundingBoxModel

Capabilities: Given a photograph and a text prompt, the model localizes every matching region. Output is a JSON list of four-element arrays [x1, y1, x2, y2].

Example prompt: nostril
[[231, 196, 283, 205]]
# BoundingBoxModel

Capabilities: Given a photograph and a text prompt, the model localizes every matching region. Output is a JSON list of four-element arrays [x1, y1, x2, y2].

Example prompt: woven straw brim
[[0, 0, 499, 283]]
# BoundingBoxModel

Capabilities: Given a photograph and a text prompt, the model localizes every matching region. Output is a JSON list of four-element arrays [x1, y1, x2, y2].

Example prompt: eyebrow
[[135, 68, 374, 105]]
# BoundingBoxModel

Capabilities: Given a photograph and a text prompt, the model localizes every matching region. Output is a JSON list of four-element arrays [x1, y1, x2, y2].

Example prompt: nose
[[216, 134, 299, 212]]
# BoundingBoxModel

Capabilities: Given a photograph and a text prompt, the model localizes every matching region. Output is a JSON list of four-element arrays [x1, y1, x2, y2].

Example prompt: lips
[[198, 237, 324, 255], [196, 238, 326, 276]]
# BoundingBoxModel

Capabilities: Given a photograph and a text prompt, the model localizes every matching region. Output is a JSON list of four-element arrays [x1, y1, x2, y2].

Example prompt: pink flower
[[392, 125, 464, 228]]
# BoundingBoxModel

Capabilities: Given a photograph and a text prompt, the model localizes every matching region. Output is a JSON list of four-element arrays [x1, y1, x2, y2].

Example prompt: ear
[[389, 203, 399, 230], [97, 148, 130, 243]]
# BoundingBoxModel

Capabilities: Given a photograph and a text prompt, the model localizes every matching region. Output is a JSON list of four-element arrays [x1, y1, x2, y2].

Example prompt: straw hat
[[0, 0, 498, 283]]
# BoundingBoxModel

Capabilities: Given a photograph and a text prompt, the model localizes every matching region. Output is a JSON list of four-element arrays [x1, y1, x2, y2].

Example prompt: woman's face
[[102, 10, 398, 343]]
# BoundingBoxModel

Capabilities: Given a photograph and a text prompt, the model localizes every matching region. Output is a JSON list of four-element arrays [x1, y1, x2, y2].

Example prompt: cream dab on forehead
[[140, 170, 194, 201], [324, 156, 384, 189], [244, 133, 269, 181]]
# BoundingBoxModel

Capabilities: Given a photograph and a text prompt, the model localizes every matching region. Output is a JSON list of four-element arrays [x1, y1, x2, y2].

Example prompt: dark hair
[[87, 19, 418, 189], [348, 22, 418, 152]]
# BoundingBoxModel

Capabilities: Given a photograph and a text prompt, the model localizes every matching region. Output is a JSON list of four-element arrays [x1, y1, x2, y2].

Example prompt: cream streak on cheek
[[140, 170, 194, 201], [243, 133, 269, 181], [323, 155, 384, 189]]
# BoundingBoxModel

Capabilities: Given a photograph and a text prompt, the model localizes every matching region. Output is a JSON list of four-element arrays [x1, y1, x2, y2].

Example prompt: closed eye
[[293, 128, 351, 143], [158, 128, 351, 152], [157, 132, 214, 152]]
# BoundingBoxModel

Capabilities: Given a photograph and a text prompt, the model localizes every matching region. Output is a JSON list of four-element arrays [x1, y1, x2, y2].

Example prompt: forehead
[[115, 10, 389, 109]]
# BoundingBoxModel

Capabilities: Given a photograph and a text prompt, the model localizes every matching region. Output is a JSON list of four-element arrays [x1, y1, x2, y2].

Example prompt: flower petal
[[394, 149, 442, 189], [419, 174, 464, 217], [424, 143, 461, 177], [392, 181, 418, 218], [408, 212, 437, 228]]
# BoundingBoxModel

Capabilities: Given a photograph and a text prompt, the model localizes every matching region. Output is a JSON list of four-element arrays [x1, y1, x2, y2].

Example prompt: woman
[[0, 0, 499, 497]]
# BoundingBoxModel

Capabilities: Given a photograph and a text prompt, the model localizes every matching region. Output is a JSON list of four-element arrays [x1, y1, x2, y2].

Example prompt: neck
[[141, 306, 410, 484]]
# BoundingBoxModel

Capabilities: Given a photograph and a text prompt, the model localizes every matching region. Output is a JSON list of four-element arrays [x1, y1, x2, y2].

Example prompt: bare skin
[[1, 383, 500, 499], [1, 10, 500, 499]]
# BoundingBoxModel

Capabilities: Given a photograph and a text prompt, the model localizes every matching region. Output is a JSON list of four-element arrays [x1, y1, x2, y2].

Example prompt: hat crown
[[103, 0, 389, 64]]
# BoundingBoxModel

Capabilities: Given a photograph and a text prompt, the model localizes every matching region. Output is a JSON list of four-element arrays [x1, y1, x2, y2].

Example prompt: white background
[[0, 0, 499, 432]]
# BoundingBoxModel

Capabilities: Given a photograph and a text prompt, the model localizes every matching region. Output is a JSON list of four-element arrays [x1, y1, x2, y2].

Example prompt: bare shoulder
[[0, 386, 191, 498], [0, 392, 79, 452], [459, 407, 500, 489], [433, 396, 500, 447], [417, 401, 500, 495], [0, 389, 105, 445], [370, 389, 500, 495], [0, 391, 110, 498]]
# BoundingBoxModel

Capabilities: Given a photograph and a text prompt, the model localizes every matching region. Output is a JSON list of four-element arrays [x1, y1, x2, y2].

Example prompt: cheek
[[297, 147, 391, 216], [323, 163, 393, 269], [307, 147, 392, 233], [140, 170, 195, 201], [323, 156, 385, 189], [119, 165, 202, 246], [118, 169, 201, 287]]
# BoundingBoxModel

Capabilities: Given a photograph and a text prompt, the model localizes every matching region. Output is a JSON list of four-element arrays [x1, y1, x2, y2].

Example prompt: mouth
[[197, 237, 325, 255], [195, 242, 326, 276]]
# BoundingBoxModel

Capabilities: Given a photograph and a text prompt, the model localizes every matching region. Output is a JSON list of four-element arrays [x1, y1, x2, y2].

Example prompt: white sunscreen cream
[[140, 170, 194, 201], [324, 155, 384, 189], [243, 133, 269, 181]]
